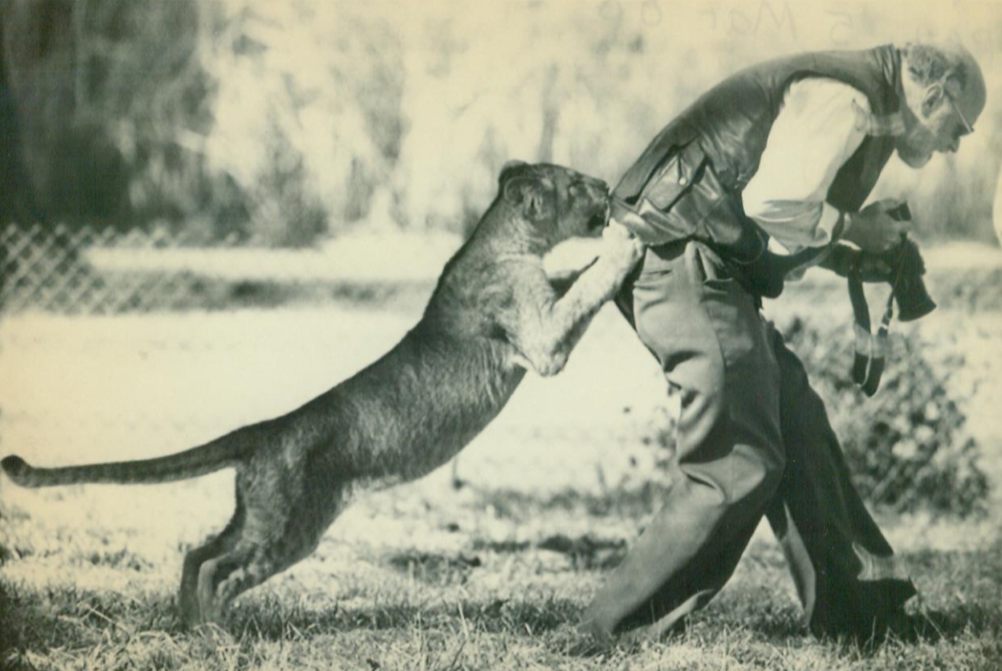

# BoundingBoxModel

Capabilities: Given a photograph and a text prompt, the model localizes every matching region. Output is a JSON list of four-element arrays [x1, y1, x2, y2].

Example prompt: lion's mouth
[[589, 197, 611, 231]]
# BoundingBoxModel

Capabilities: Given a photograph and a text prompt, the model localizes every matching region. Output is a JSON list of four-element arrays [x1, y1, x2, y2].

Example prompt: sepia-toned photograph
[[1, 1, 1000, 669]]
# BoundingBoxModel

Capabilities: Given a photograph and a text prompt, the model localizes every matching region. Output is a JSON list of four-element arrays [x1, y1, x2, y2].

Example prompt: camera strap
[[847, 203, 919, 396], [848, 257, 900, 397]]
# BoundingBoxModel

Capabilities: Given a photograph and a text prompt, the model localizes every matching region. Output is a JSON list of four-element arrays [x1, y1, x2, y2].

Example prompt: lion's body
[[1, 162, 643, 626]]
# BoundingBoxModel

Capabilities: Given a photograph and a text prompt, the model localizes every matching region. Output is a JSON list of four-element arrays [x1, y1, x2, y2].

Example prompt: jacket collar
[[868, 44, 906, 136]]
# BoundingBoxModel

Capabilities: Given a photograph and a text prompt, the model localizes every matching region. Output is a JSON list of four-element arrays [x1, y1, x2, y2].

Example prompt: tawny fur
[[1, 161, 644, 627]]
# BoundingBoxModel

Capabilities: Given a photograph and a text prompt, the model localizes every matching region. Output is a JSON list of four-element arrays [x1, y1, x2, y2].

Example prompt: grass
[[2, 479, 1001, 671]]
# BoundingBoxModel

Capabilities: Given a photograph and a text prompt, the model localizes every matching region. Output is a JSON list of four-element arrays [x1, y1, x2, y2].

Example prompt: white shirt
[[742, 78, 874, 256]]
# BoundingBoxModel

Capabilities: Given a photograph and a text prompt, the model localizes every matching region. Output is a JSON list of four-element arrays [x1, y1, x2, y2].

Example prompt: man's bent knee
[[676, 445, 785, 510]]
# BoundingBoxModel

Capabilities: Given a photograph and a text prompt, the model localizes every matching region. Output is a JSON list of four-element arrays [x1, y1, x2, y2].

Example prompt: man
[[579, 42, 986, 645]]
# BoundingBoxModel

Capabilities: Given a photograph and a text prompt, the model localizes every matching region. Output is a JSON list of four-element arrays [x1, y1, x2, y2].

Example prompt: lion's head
[[498, 161, 610, 244]]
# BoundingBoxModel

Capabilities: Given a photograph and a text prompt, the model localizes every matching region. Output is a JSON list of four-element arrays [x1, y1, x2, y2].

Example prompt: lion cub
[[1, 161, 644, 626]]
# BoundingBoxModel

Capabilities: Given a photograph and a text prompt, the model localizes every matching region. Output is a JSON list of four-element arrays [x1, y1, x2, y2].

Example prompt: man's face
[[896, 80, 982, 168]]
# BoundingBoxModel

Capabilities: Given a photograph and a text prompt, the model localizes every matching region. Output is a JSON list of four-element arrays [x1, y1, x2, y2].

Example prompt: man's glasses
[[944, 87, 974, 139]]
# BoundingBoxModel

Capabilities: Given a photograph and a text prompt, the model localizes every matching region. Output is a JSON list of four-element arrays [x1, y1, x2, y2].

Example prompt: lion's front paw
[[601, 220, 645, 272], [512, 346, 569, 377]]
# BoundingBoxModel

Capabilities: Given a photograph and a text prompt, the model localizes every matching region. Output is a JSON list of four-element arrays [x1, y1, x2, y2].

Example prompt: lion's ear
[[503, 176, 555, 222], [499, 160, 529, 186]]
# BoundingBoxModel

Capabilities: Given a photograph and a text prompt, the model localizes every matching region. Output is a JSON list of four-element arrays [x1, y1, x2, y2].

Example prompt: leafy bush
[[782, 316, 988, 516], [640, 315, 989, 517]]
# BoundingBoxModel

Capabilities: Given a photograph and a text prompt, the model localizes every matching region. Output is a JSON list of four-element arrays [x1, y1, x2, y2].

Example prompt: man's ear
[[503, 176, 555, 222], [921, 83, 946, 119]]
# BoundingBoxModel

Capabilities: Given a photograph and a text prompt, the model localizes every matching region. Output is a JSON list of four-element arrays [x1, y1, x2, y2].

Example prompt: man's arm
[[742, 77, 912, 268], [742, 78, 872, 256]]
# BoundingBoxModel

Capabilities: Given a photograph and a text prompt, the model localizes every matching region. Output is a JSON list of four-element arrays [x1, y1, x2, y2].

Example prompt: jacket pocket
[[630, 142, 767, 266], [636, 142, 744, 249], [641, 141, 704, 211]]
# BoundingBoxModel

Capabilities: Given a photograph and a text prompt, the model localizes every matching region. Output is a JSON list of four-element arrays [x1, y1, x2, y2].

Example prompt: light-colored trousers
[[581, 239, 916, 641]]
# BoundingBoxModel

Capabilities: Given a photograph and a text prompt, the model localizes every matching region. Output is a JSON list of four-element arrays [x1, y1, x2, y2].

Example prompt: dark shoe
[[880, 608, 943, 644]]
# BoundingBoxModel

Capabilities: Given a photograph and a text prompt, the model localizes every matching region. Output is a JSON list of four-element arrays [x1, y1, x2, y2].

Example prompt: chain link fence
[[1, 224, 223, 314], [0, 223, 461, 316]]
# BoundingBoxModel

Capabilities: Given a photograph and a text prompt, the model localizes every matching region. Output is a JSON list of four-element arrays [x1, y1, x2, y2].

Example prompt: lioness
[[1, 161, 643, 626]]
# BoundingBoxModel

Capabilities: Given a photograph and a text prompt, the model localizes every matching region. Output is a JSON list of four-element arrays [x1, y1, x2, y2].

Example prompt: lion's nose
[[573, 179, 609, 199]]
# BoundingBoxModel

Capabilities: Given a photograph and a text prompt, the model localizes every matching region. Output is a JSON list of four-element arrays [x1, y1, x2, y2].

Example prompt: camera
[[873, 203, 936, 322], [885, 235, 936, 321], [824, 203, 936, 322]]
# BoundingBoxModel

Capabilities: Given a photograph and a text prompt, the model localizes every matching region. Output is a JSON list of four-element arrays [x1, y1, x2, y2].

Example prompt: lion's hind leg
[[179, 487, 247, 627], [194, 483, 349, 624]]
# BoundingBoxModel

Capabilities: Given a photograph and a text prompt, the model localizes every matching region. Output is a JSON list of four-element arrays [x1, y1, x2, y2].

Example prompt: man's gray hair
[[901, 42, 974, 95]]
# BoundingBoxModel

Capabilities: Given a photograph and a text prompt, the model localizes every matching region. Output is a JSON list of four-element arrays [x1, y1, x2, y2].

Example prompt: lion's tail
[[1, 427, 253, 488]]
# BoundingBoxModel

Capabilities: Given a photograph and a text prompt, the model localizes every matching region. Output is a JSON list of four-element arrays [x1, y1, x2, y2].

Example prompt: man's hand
[[842, 199, 911, 253], [855, 253, 894, 281], [821, 244, 893, 281]]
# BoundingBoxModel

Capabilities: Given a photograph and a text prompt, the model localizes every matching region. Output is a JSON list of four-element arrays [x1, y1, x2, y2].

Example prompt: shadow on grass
[[0, 579, 182, 659], [226, 594, 581, 640], [470, 483, 669, 521], [383, 537, 628, 583], [384, 549, 482, 584], [468, 535, 628, 571]]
